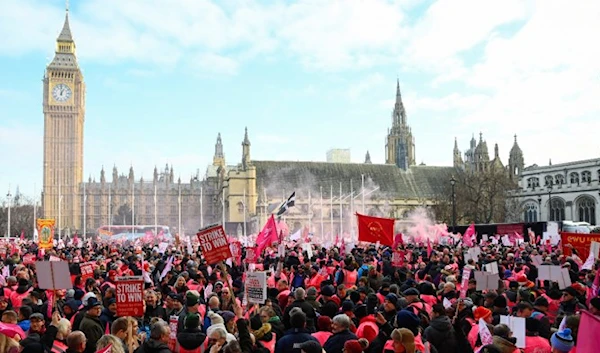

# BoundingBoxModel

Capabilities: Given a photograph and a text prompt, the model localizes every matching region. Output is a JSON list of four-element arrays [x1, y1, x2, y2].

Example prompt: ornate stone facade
[[386, 80, 415, 170]]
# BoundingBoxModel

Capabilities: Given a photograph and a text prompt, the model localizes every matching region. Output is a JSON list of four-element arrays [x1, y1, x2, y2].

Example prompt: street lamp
[[537, 195, 542, 222], [450, 176, 457, 234], [6, 189, 11, 238], [547, 182, 553, 222]]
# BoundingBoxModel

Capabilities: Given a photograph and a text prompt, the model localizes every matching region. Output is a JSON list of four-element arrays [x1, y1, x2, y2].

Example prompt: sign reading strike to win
[[116, 276, 144, 317], [197, 225, 232, 264]]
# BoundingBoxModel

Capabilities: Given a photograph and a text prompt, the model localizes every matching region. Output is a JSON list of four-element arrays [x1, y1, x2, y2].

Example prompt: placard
[[500, 316, 525, 348], [116, 276, 144, 317], [36, 261, 72, 290], [245, 247, 256, 264], [484, 261, 499, 275], [459, 267, 471, 298], [158, 242, 169, 254], [196, 225, 232, 264], [245, 271, 267, 304], [474, 271, 499, 291], [23, 254, 36, 265], [80, 262, 95, 281], [392, 250, 404, 267], [37, 218, 55, 250]]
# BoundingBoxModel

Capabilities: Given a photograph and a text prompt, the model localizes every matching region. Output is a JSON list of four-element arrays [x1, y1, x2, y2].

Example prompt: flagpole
[[320, 186, 324, 242], [83, 181, 87, 242], [308, 190, 312, 236], [243, 188, 247, 239], [154, 183, 157, 235], [339, 182, 343, 239], [200, 186, 204, 228], [350, 179, 353, 239], [131, 183, 135, 234], [33, 183, 37, 235], [58, 180, 62, 241], [108, 184, 112, 233], [361, 174, 365, 214], [330, 185, 333, 242], [221, 190, 225, 226], [178, 184, 182, 238]]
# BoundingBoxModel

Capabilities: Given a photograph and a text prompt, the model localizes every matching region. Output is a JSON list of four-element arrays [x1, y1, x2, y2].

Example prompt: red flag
[[256, 215, 278, 256], [577, 311, 600, 353], [335, 234, 340, 247], [427, 239, 432, 258], [356, 213, 394, 246], [393, 233, 404, 249], [463, 223, 475, 247], [20, 230, 24, 241]]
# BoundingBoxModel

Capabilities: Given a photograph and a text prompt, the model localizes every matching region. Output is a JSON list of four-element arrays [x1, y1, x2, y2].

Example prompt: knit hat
[[317, 315, 332, 331], [551, 328, 574, 352], [344, 340, 363, 353], [563, 287, 578, 297], [534, 296, 549, 307], [250, 314, 262, 331], [473, 306, 492, 321], [354, 304, 368, 319], [321, 285, 335, 297], [402, 288, 420, 297], [493, 295, 507, 308], [525, 317, 540, 333], [385, 293, 398, 305], [186, 291, 200, 306], [185, 313, 200, 329], [516, 274, 528, 285], [208, 312, 224, 325], [341, 300, 355, 312], [218, 311, 236, 325], [395, 310, 420, 335], [306, 287, 318, 297], [298, 341, 322, 353]]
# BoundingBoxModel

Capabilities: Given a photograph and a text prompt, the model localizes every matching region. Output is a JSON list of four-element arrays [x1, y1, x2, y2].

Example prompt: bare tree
[[433, 167, 521, 224], [0, 195, 39, 237]]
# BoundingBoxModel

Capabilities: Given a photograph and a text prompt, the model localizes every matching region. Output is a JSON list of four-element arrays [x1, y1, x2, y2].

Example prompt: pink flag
[[463, 223, 475, 247], [393, 233, 404, 249], [20, 230, 24, 241], [577, 311, 600, 353], [589, 268, 600, 307], [528, 228, 536, 244], [46, 290, 54, 318], [427, 239, 432, 258], [256, 215, 278, 256]]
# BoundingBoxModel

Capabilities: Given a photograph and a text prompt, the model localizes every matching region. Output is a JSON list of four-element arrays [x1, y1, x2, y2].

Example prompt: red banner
[[497, 223, 523, 236], [80, 262, 94, 281], [245, 247, 256, 264], [230, 241, 242, 265], [561, 232, 600, 260], [197, 225, 232, 264], [356, 213, 395, 246], [23, 254, 36, 265], [116, 276, 144, 317]]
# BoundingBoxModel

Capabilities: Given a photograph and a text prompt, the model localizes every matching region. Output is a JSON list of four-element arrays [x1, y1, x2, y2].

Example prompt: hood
[[253, 323, 272, 340], [177, 329, 206, 350], [492, 336, 517, 353], [429, 315, 453, 331]]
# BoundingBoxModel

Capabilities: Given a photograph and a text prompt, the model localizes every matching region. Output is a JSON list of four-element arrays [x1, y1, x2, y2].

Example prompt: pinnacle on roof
[[396, 78, 401, 98], [243, 127, 250, 145], [57, 10, 73, 42]]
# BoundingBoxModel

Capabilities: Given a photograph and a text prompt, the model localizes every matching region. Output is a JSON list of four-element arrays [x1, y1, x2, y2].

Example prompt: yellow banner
[[37, 218, 55, 249], [98, 229, 114, 237]]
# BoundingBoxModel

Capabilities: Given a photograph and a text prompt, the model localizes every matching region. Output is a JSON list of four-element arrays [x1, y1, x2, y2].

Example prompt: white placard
[[482, 234, 489, 242], [591, 241, 600, 259], [557, 268, 572, 289], [532, 255, 543, 267], [500, 316, 526, 348], [245, 271, 267, 304], [443, 297, 452, 309], [36, 261, 72, 290], [474, 271, 499, 291], [484, 261, 499, 275], [547, 222, 559, 236], [158, 242, 169, 254]]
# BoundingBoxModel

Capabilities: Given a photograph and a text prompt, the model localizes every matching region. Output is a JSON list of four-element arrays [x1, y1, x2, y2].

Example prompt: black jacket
[[323, 329, 358, 353], [283, 299, 317, 331], [319, 299, 339, 319], [134, 339, 172, 353], [177, 328, 206, 350], [423, 316, 458, 353]]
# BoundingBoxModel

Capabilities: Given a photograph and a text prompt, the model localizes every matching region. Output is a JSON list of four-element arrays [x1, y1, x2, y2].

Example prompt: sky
[[0, 0, 599, 201]]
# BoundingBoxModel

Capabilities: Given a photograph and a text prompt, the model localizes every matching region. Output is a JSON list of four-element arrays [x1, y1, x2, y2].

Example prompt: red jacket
[[356, 316, 378, 342]]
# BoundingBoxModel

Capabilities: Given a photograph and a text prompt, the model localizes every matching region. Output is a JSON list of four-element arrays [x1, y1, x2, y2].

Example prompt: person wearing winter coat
[[274, 308, 318, 353], [323, 314, 358, 353], [491, 324, 520, 353], [176, 313, 206, 353], [422, 304, 458, 353], [259, 306, 285, 341], [283, 288, 317, 331], [135, 320, 172, 353], [78, 298, 104, 353]]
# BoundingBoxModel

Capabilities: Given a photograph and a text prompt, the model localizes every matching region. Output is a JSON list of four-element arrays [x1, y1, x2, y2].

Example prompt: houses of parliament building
[[42, 9, 526, 237]]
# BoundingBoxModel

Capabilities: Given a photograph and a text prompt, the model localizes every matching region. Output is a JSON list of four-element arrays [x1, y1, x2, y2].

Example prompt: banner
[[561, 232, 600, 260], [196, 225, 232, 264], [356, 213, 394, 246], [245, 247, 256, 264], [497, 223, 523, 236], [578, 311, 600, 353], [245, 271, 267, 304], [36, 218, 55, 250], [116, 276, 144, 317], [459, 267, 472, 298]]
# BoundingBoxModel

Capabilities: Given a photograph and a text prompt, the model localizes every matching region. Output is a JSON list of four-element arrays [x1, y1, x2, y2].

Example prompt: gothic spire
[[243, 127, 250, 145], [453, 137, 459, 152], [364, 151, 372, 164], [215, 132, 224, 158], [57, 4, 73, 43], [396, 78, 401, 99]]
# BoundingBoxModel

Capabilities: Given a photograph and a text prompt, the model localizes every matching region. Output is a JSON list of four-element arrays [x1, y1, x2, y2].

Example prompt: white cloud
[[192, 53, 239, 76], [347, 73, 386, 99]]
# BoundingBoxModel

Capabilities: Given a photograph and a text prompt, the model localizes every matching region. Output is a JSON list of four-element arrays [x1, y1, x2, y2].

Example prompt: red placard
[[245, 247, 256, 264], [561, 232, 600, 260], [197, 225, 232, 264], [80, 262, 94, 281], [23, 254, 36, 265], [116, 276, 144, 317], [497, 223, 523, 236], [392, 250, 404, 267]]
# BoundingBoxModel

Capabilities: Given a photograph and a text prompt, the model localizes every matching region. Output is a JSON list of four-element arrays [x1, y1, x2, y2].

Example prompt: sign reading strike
[[80, 262, 94, 281], [197, 225, 232, 264], [561, 232, 600, 260], [116, 276, 144, 317], [245, 271, 267, 304]]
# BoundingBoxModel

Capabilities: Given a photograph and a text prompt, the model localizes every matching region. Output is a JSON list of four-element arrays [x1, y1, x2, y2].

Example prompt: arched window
[[237, 201, 244, 213], [581, 171, 592, 183], [570, 172, 579, 184], [577, 196, 596, 225], [549, 198, 565, 222], [555, 174, 565, 185], [544, 175, 553, 186], [523, 203, 538, 223], [527, 177, 540, 188]]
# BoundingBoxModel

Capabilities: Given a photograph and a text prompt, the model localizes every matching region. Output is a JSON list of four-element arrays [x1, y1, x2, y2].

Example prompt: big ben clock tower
[[42, 7, 85, 234]]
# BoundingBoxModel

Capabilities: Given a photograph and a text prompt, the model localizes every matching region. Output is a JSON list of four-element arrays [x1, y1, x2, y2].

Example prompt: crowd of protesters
[[0, 236, 597, 353]]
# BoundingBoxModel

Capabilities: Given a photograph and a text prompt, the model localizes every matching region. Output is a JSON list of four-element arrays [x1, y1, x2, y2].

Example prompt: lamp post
[[537, 195, 542, 222], [450, 176, 456, 234], [6, 188, 12, 238], [547, 182, 553, 221]]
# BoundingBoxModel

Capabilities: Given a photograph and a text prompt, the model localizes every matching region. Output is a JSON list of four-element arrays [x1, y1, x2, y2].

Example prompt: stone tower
[[242, 127, 251, 169], [42, 7, 86, 232], [213, 133, 225, 167], [385, 79, 415, 170], [508, 134, 525, 180], [453, 137, 463, 168]]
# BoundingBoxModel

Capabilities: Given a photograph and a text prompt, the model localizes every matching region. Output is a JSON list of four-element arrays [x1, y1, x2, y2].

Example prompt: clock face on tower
[[52, 83, 72, 102]]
